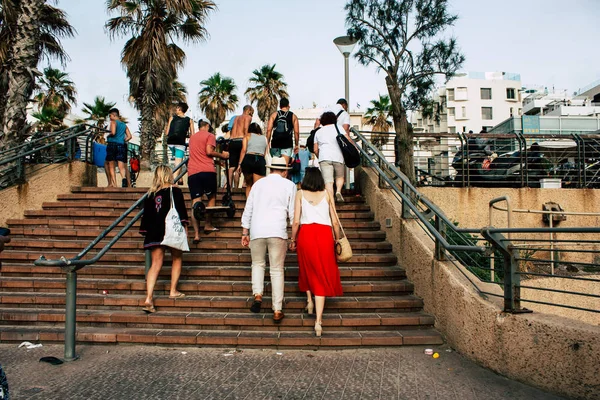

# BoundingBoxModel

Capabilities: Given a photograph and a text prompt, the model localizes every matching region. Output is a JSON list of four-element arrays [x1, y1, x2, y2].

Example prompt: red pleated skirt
[[297, 223, 343, 297]]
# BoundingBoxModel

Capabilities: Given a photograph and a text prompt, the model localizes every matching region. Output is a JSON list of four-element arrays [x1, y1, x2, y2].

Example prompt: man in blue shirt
[[106, 108, 132, 187]]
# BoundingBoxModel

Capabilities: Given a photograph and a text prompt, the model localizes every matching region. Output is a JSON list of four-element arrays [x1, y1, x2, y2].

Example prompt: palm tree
[[34, 66, 77, 118], [0, 0, 74, 139], [363, 94, 393, 150], [245, 64, 289, 124], [81, 96, 116, 129], [32, 105, 63, 132], [198, 73, 238, 130], [106, 0, 216, 169]]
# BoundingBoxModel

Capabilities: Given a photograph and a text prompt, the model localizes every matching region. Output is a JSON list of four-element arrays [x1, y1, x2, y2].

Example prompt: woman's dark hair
[[319, 111, 337, 126], [248, 122, 262, 135], [300, 167, 326, 192]]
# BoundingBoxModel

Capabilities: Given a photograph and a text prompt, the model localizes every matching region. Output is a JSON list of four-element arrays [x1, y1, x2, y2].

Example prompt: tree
[[345, 0, 464, 182], [106, 0, 216, 169], [32, 105, 63, 132], [363, 94, 392, 150], [34, 66, 77, 118], [0, 0, 74, 138], [81, 96, 116, 129], [198, 72, 238, 131], [245, 64, 289, 125]]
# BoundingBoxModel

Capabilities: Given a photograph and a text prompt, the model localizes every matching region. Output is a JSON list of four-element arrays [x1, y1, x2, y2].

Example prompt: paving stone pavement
[[0, 344, 567, 400]]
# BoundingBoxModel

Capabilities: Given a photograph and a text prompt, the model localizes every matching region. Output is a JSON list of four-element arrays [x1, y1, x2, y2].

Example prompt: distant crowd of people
[[139, 97, 357, 336]]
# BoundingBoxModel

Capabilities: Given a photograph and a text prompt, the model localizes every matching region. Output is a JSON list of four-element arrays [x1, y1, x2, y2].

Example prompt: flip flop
[[192, 238, 201, 244], [203, 227, 220, 234], [169, 293, 186, 299], [142, 304, 156, 313]]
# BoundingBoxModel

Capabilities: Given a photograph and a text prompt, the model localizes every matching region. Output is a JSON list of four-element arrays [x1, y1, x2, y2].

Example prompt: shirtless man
[[229, 105, 254, 188]]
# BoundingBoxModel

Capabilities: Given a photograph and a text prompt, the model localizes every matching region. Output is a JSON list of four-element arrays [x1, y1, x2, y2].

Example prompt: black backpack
[[306, 127, 320, 154], [271, 110, 294, 148]]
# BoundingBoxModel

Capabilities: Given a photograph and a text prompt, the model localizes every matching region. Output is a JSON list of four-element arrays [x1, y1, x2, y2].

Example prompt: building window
[[518, 108, 522, 115], [448, 126, 456, 134], [456, 87, 468, 101], [447, 89, 454, 101], [417, 119, 422, 126], [428, 124, 434, 132], [480, 88, 492, 100], [506, 88, 516, 100], [481, 107, 493, 120], [510, 107, 514, 117], [461, 106, 467, 118], [448, 107, 455, 117]]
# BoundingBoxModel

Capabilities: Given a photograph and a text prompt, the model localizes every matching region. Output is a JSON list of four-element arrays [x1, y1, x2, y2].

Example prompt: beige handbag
[[328, 192, 352, 262]]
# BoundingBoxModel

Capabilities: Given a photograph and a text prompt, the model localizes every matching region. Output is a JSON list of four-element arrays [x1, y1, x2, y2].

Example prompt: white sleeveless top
[[300, 191, 332, 226]]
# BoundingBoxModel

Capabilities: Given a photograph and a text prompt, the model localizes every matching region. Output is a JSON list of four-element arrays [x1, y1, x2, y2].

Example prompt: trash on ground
[[432, 353, 440, 359], [18, 342, 42, 349], [181, 352, 187, 355], [39, 356, 63, 365], [276, 352, 283, 356], [102, 290, 108, 295], [424, 348, 433, 355], [223, 353, 233, 357], [445, 348, 452, 353]]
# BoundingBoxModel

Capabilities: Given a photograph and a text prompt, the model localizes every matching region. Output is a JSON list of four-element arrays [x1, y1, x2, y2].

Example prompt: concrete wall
[[522, 275, 600, 326], [0, 162, 96, 226], [357, 168, 600, 400]]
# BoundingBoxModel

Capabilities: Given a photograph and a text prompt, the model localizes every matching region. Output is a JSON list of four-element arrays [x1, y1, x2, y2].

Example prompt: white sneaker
[[335, 192, 344, 202]]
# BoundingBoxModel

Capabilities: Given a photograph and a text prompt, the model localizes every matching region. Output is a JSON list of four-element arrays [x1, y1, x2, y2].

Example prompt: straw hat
[[268, 156, 291, 170]]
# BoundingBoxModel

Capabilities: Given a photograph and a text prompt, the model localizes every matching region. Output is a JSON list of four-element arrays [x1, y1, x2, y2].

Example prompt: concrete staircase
[[0, 187, 443, 348]]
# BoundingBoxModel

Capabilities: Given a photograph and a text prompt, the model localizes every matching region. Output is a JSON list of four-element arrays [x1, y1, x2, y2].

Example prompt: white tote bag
[[160, 187, 190, 252]]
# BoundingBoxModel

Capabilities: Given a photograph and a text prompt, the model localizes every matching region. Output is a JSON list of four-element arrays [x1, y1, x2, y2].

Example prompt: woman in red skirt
[[290, 167, 343, 336]]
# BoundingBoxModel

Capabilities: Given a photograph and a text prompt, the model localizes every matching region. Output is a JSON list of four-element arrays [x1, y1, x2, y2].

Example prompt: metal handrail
[[0, 124, 95, 158], [0, 125, 99, 167], [352, 127, 599, 317], [33, 160, 188, 361]]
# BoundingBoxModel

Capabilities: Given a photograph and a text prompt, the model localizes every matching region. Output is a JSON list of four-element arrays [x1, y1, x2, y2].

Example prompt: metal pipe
[[64, 270, 78, 361]]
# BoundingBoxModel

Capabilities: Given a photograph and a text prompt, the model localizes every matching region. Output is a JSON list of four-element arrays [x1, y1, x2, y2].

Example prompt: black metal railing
[[351, 128, 600, 316], [355, 130, 600, 188], [34, 160, 188, 361], [0, 124, 104, 188]]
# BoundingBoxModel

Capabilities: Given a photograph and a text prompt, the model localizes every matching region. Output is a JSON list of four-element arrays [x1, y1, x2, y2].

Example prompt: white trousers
[[249, 237, 287, 311]]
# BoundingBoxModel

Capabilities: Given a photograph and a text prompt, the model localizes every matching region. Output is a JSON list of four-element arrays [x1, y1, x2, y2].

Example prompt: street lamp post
[[333, 36, 358, 108], [334, 36, 357, 190]]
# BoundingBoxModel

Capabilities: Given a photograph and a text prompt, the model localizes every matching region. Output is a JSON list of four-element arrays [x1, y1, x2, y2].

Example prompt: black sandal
[[250, 299, 262, 313]]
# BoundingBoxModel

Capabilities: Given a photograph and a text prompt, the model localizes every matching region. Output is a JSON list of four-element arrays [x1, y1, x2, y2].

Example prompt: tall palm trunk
[[140, 103, 156, 170], [2, 0, 43, 144], [0, 0, 43, 187]]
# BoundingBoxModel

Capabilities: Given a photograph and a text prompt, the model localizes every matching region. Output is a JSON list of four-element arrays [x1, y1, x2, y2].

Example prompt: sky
[[52, 0, 600, 132]]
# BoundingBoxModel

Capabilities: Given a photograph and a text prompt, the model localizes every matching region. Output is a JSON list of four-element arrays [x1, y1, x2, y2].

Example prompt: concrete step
[[0, 308, 436, 331], [0, 277, 414, 296], [0, 325, 444, 348], [0, 250, 398, 267], [0, 263, 406, 281], [0, 292, 425, 312]]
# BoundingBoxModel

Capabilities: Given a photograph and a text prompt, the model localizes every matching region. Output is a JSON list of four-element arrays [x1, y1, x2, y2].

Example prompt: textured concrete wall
[[0, 162, 96, 226], [357, 168, 600, 400], [522, 275, 600, 326], [419, 186, 600, 229]]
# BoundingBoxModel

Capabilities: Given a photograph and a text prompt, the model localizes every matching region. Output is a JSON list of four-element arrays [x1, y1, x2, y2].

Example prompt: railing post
[[64, 270, 78, 361], [482, 229, 528, 314], [378, 157, 385, 188], [401, 180, 412, 219], [434, 215, 446, 260]]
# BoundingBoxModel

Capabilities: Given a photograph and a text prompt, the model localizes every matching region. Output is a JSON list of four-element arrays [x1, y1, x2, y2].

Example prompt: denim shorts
[[270, 147, 293, 158], [169, 145, 186, 159]]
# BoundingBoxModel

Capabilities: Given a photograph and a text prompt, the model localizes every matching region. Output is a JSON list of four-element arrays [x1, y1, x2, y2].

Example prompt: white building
[[523, 79, 600, 117], [412, 71, 523, 134]]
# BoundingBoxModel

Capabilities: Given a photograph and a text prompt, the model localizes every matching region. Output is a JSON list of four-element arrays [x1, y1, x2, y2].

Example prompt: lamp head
[[333, 36, 357, 56]]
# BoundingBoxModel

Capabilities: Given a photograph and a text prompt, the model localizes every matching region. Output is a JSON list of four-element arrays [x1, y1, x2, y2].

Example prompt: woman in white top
[[314, 111, 354, 203], [290, 167, 343, 337]]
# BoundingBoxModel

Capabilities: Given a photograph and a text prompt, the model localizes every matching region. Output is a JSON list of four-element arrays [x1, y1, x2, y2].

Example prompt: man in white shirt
[[241, 156, 297, 322], [313, 98, 351, 134]]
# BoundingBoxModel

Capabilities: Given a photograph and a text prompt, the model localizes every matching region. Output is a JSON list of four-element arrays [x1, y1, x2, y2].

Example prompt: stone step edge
[[0, 325, 444, 347]]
